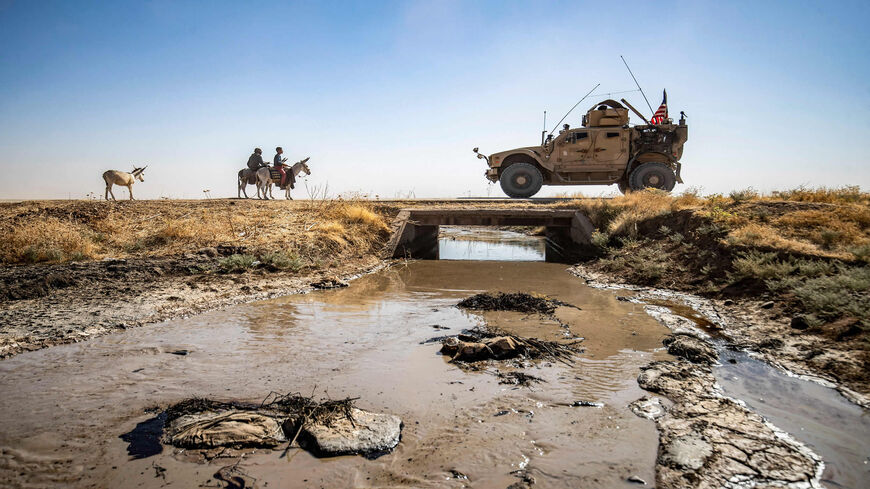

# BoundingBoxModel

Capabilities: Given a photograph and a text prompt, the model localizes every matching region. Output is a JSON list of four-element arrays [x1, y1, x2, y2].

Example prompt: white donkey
[[256, 158, 311, 200], [103, 166, 147, 200]]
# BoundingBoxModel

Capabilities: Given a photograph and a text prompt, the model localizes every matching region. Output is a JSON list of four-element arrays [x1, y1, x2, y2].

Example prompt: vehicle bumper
[[485, 168, 498, 182]]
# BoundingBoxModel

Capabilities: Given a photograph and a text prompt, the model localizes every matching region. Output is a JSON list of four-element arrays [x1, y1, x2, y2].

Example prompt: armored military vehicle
[[473, 99, 688, 198]]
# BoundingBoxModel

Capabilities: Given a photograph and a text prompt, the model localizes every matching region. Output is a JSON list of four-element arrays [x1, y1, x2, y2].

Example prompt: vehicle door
[[590, 128, 628, 167], [554, 130, 592, 171]]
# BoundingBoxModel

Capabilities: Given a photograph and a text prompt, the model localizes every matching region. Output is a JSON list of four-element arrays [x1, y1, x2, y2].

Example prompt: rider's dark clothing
[[246, 153, 265, 170]]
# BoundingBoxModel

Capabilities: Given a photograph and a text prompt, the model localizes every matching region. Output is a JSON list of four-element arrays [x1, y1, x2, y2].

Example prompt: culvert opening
[[437, 226, 546, 262]]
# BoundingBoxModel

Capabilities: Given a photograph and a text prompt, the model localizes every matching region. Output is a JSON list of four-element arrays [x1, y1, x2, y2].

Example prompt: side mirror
[[472, 147, 479, 153], [476, 153, 484, 159]]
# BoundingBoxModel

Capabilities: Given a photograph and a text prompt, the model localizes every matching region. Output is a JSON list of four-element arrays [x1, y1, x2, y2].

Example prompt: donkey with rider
[[238, 147, 311, 200]]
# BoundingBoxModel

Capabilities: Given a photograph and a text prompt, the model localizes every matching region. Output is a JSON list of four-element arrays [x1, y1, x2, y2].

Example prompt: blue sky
[[1, 0, 868, 199]]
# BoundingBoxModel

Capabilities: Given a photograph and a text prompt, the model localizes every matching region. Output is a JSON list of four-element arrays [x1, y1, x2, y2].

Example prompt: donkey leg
[[105, 184, 109, 200], [128, 185, 134, 200], [109, 185, 117, 201]]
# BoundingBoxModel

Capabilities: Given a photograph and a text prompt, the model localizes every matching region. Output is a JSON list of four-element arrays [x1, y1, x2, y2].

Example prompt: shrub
[[729, 188, 759, 202], [218, 253, 257, 273], [598, 241, 671, 284], [590, 231, 611, 250], [818, 229, 843, 250], [848, 244, 870, 263], [260, 250, 302, 271], [791, 266, 870, 324], [730, 251, 796, 281]]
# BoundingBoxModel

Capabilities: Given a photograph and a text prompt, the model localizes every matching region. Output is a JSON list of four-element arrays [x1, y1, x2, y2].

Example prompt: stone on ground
[[662, 333, 717, 364], [299, 407, 402, 457]]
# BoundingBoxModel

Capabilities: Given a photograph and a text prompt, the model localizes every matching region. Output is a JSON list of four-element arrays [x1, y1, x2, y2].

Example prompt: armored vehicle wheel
[[628, 162, 676, 192], [500, 163, 543, 198]]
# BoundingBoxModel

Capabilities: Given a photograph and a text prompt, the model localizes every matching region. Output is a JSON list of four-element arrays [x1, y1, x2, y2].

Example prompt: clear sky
[[1, 0, 868, 199]]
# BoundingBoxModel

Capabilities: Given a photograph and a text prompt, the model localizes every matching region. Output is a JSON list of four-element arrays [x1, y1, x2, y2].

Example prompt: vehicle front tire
[[628, 162, 676, 192], [499, 163, 543, 198]]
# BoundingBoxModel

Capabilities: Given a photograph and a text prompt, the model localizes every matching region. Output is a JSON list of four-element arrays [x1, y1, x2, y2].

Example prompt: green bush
[[218, 253, 257, 273], [260, 250, 302, 271], [590, 231, 611, 250], [22, 245, 64, 263], [791, 266, 870, 324], [818, 229, 842, 250], [848, 244, 870, 263], [599, 242, 671, 284]]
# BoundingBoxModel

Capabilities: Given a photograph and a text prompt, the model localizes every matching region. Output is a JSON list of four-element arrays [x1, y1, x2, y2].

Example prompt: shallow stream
[[0, 228, 866, 488]]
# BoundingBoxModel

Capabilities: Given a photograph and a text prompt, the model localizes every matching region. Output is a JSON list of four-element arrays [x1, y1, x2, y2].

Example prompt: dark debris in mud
[[440, 327, 581, 365], [457, 292, 579, 315], [258, 391, 358, 428], [495, 371, 546, 386]]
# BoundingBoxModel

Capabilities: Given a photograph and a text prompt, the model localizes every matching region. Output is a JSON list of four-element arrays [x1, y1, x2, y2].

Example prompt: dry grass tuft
[[2, 218, 97, 263], [569, 189, 704, 238], [724, 223, 822, 256], [770, 185, 868, 205], [334, 203, 390, 232]]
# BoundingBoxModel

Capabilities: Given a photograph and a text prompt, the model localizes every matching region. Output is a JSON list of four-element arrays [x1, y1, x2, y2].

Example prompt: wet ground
[[0, 228, 867, 488], [716, 350, 870, 488]]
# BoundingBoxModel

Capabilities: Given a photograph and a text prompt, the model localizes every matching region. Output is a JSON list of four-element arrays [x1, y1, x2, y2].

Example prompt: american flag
[[651, 89, 668, 124]]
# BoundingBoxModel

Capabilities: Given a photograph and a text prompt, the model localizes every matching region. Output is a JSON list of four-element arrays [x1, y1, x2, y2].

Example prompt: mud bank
[[572, 265, 870, 408], [572, 265, 870, 488], [0, 251, 384, 358]]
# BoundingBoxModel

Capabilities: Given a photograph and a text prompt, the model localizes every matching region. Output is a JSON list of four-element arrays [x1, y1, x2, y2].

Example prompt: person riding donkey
[[273, 146, 296, 190], [247, 147, 267, 171]]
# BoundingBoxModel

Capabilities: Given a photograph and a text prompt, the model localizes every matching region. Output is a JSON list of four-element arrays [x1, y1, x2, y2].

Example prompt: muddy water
[[716, 351, 870, 489], [0, 255, 674, 488], [438, 227, 546, 261]]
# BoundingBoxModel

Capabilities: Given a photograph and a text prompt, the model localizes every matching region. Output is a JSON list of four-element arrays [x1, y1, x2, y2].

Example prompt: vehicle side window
[[572, 132, 588, 143], [606, 132, 620, 138]]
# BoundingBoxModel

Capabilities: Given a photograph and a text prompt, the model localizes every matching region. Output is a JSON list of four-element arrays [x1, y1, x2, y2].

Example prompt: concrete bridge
[[385, 208, 595, 261]]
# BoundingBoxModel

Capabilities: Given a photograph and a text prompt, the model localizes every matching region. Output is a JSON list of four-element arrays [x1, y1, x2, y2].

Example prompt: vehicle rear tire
[[499, 163, 543, 198], [628, 162, 676, 192]]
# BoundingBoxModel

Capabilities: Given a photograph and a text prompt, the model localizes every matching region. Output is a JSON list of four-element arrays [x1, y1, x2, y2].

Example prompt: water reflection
[[438, 226, 546, 261], [716, 350, 870, 489]]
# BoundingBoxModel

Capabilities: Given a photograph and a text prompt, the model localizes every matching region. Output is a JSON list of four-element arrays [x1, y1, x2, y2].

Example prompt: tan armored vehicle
[[474, 99, 688, 198]]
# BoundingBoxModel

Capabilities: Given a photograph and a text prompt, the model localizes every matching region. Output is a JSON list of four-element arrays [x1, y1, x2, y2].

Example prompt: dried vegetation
[[568, 186, 870, 375], [0, 199, 393, 265]]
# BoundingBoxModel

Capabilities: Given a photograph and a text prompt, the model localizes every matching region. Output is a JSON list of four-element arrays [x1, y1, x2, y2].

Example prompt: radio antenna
[[620, 55, 654, 115], [549, 83, 600, 136], [541, 110, 547, 145]]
